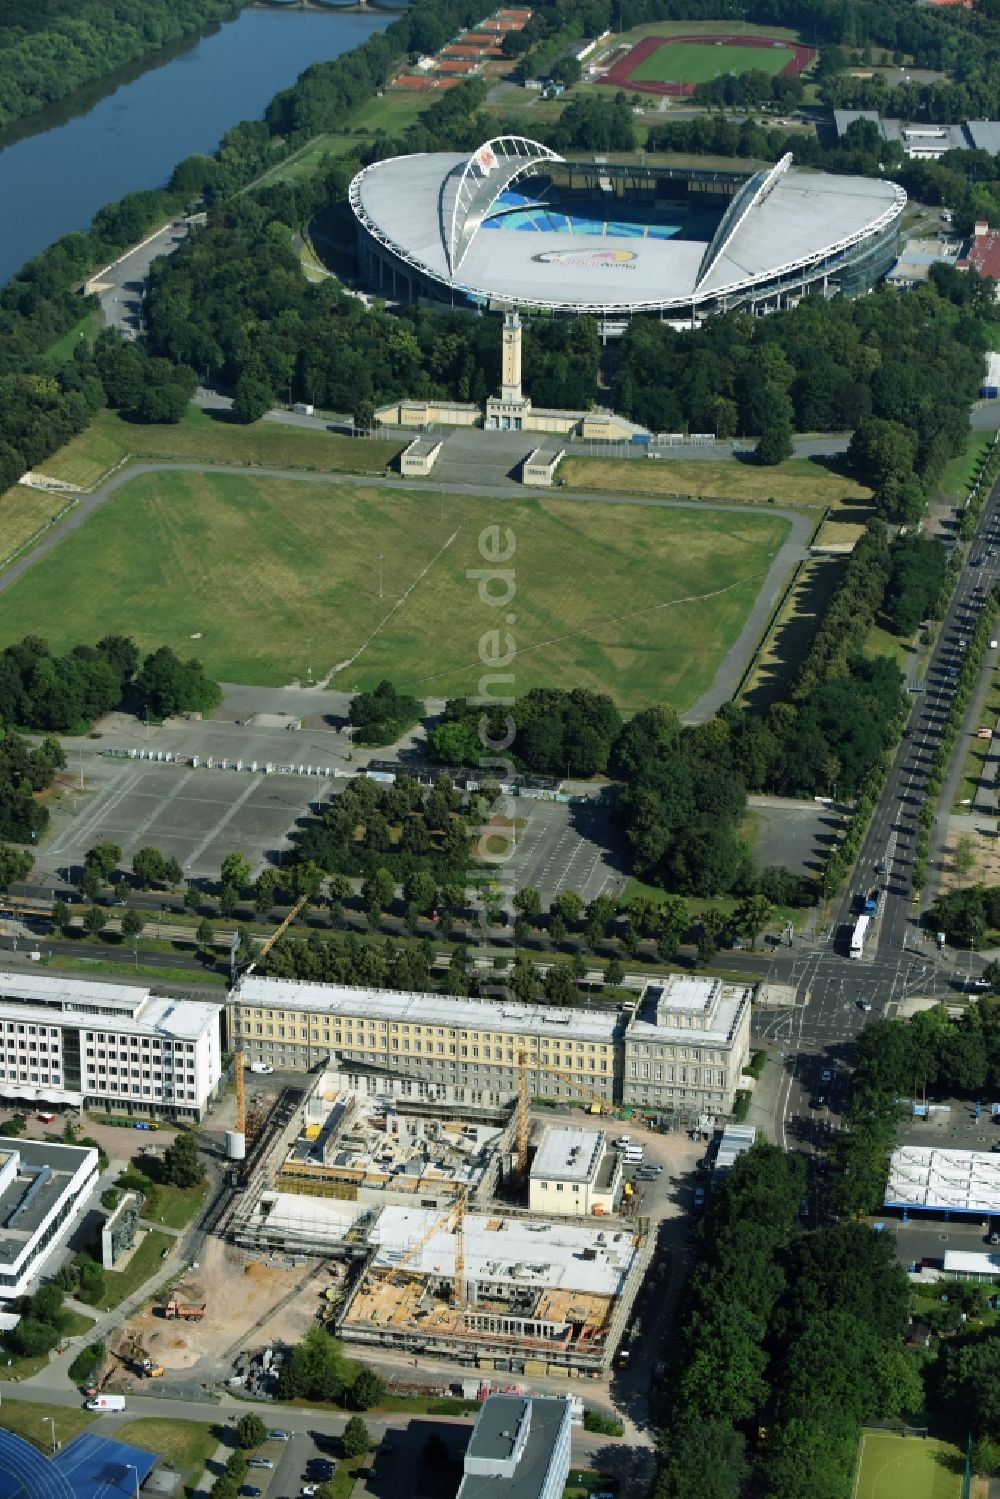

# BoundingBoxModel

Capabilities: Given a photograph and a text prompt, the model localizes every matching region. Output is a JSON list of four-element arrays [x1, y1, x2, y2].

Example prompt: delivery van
[[86, 1394, 126, 1412]]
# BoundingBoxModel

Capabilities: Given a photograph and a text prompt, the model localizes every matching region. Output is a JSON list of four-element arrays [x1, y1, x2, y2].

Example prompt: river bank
[[0, 6, 390, 286]]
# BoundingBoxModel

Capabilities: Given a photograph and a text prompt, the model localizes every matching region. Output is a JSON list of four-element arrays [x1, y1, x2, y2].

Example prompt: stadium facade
[[349, 135, 906, 322]]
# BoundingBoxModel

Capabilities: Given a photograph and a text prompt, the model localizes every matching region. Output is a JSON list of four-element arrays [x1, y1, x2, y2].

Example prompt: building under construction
[[228, 1078, 517, 1257], [337, 1204, 650, 1376]]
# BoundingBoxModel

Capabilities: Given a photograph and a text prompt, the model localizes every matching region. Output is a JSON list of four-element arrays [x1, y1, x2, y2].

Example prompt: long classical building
[[227, 973, 752, 1115], [0, 973, 222, 1120]]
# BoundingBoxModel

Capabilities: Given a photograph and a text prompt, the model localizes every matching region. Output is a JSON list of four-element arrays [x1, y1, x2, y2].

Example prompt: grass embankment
[[620, 876, 811, 933], [100, 1229, 174, 1308], [556, 454, 871, 511], [40, 955, 226, 987], [954, 669, 1000, 811], [937, 431, 992, 503], [39, 405, 402, 490], [0, 469, 789, 712], [0, 485, 78, 568], [0, 1399, 96, 1447], [117, 1419, 218, 1495], [742, 554, 846, 709], [142, 1181, 207, 1231]]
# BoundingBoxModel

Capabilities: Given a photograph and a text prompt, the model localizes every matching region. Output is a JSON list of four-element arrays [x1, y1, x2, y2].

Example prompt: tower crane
[[233, 893, 309, 1135], [379, 1187, 469, 1306], [515, 1052, 618, 1178]]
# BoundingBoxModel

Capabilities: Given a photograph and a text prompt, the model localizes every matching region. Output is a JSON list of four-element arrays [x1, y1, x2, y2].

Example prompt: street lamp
[[45, 1417, 57, 1454], [125, 1465, 140, 1499]]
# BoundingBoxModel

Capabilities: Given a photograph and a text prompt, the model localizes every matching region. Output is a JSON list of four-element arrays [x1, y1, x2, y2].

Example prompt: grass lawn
[[116, 1419, 217, 1494], [600, 17, 802, 43], [865, 621, 912, 674], [101, 1229, 174, 1308], [45, 309, 103, 365], [743, 554, 846, 710], [0, 1351, 52, 1382], [0, 1399, 96, 1447], [619, 876, 811, 931], [0, 469, 789, 712], [557, 454, 871, 510], [937, 431, 992, 503], [62, 1309, 97, 1336], [566, 1472, 617, 1498], [41, 955, 226, 986], [0, 483, 78, 569], [42, 406, 402, 490], [628, 39, 795, 83], [852, 1430, 963, 1499], [142, 1180, 207, 1231]]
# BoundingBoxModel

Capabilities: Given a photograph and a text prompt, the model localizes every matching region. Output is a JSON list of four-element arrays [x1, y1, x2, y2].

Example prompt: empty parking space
[[506, 799, 627, 904], [43, 760, 330, 880]]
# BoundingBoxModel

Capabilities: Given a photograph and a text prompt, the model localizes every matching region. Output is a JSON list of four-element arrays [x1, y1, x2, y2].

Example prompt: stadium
[[349, 136, 906, 322]]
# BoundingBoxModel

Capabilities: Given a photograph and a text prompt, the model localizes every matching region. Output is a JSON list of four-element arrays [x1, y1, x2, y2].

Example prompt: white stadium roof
[[350, 136, 906, 315]]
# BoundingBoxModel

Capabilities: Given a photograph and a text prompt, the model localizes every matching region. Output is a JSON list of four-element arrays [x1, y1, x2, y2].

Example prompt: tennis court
[[853, 1431, 964, 1499]]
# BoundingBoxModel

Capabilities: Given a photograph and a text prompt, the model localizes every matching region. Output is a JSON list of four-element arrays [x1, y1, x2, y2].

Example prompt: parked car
[[820, 1068, 833, 1084], [693, 1185, 705, 1209], [268, 1431, 289, 1442], [240, 1488, 262, 1496], [247, 1460, 274, 1470]]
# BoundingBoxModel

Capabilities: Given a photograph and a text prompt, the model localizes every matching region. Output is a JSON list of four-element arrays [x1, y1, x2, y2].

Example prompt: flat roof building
[[230, 977, 620, 1110], [528, 1126, 621, 1217], [0, 972, 221, 1120], [622, 975, 752, 1117], [0, 1138, 98, 1298], [458, 1395, 572, 1499], [230, 974, 753, 1117], [885, 1146, 1000, 1216]]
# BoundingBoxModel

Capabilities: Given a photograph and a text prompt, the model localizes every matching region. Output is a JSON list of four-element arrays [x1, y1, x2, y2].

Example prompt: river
[[0, 7, 392, 287]]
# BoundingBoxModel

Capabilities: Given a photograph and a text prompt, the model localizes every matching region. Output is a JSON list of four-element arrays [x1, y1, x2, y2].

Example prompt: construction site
[[337, 1203, 647, 1377], [214, 1057, 651, 1376]]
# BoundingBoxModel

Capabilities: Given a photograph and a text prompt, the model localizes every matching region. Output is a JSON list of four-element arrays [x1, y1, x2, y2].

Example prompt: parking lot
[[503, 798, 627, 904], [41, 757, 331, 882]]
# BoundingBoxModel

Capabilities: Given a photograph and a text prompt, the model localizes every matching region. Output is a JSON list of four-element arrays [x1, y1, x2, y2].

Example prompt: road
[[831, 450, 1000, 973]]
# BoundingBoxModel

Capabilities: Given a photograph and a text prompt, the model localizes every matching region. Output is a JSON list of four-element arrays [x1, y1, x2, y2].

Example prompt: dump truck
[[162, 1298, 207, 1320]]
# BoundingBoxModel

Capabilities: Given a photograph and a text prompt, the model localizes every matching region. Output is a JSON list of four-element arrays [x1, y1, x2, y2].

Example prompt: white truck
[[86, 1394, 126, 1412]]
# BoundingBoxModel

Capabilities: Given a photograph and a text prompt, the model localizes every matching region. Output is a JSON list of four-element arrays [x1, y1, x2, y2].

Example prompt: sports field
[[853, 1431, 964, 1499], [599, 31, 814, 97], [0, 469, 790, 712], [629, 38, 795, 83]]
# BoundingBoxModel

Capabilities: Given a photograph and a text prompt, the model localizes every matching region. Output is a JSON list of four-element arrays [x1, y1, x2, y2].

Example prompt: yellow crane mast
[[232, 892, 310, 1134], [515, 1052, 617, 1178]]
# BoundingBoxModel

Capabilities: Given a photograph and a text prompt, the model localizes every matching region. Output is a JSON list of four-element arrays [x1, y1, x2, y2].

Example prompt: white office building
[[0, 973, 221, 1120], [0, 1138, 99, 1298]]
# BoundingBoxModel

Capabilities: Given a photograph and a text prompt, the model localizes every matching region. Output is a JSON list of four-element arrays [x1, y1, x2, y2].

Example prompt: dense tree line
[[0, 731, 63, 843], [0, 634, 219, 732], [654, 1144, 918, 1499], [611, 281, 987, 519], [348, 680, 422, 748], [884, 534, 949, 638], [432, 687, 622, 778], [0, 0, 239, 132], [926, 885, 1000, 951], [296, 772, 472, 881]]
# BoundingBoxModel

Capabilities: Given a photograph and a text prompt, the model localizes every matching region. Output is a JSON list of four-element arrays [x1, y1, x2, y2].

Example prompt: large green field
[[0, 469, 790, 711], [853, 1431, 963, 1499], [629, 39, 795, 83]]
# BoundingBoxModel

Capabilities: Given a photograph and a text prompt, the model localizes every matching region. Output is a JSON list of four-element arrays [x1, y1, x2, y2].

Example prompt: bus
[[850, 914, 871, 960]]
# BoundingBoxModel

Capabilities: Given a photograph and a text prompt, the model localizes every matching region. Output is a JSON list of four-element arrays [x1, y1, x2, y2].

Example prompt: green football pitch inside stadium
[[853, 1431, 964, 1499], [628, 39, 795, 83]]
